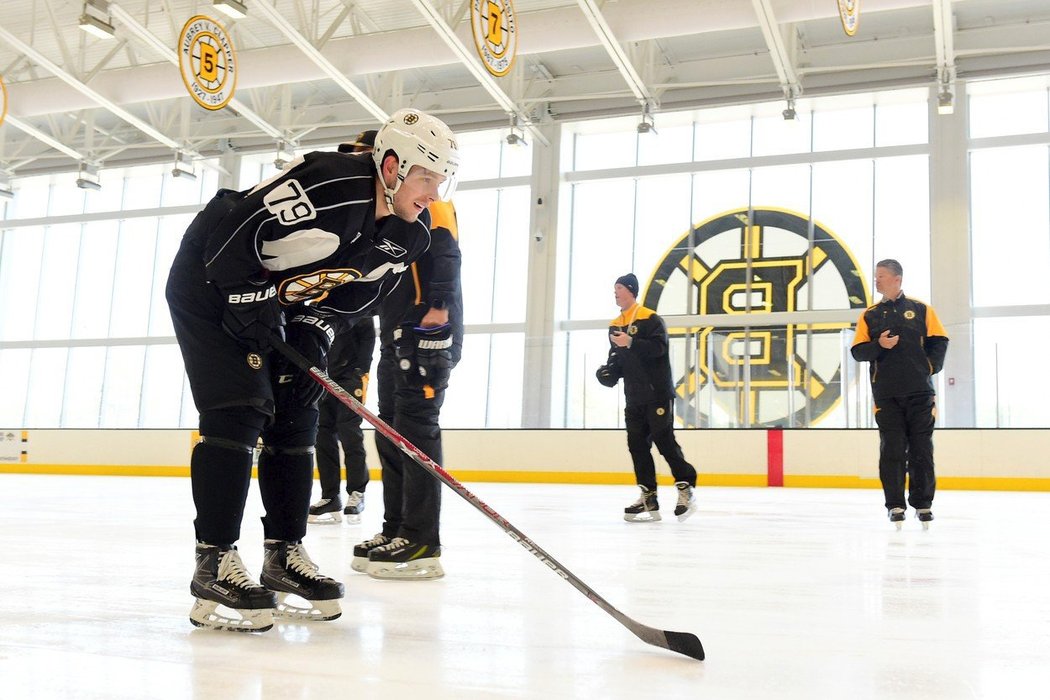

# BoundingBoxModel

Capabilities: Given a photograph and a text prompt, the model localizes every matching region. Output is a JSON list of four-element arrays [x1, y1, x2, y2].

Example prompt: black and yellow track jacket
[[851, 292, 949, 400], [378, 200, 463, 364], [599, 303, 675, 406]]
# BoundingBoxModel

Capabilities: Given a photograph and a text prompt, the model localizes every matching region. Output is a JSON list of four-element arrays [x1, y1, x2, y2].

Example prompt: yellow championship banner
[[837, 0, 860, 37], [0, 74, 7, 126], [471, 0, 518, 77], [179, 15, 237, 110]]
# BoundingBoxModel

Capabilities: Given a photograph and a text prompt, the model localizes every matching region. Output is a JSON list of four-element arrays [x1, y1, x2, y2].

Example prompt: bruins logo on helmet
[[403, 112, 419, 125], [644, 207, 870, 428], [246, 353, 263, 370]]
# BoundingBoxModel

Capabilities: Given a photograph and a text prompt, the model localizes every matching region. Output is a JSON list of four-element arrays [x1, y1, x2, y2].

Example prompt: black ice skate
[[674, 481, 697, 522], [189, 544, 276, 633], [888, 507, 906, 531], [260, 540, 344, 621], [624, 486, 661, 522], [351, 533, 391, 573], [307, 496, 343, 524], [367, 537, 444, 580], [916, 508, 934, 530], [343, 490, 365, 524]]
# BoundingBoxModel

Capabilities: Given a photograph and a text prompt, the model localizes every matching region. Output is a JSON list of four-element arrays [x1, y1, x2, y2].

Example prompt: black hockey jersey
[[186, 150, 431, 320]]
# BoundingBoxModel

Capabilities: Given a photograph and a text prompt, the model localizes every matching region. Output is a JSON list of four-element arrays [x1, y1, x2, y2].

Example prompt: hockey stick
[[271, 336, 705, 661]]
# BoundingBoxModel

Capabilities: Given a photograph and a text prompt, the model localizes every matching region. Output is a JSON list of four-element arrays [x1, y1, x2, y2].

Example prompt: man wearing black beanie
[[595, 274, 698, 522]]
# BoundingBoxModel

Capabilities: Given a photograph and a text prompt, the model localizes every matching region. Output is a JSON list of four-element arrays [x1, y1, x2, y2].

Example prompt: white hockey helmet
[[373, 108, 460, 206]]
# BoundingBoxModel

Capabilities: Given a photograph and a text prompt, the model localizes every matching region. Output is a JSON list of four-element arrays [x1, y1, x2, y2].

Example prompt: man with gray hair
[[851, 259, 949, 530]]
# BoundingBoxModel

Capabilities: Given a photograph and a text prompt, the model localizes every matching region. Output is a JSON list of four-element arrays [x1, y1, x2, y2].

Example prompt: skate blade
[[344, 513, 362, 525], [894, 521, 903, 531], [367, 559, 445, 581], [273, 592, 342, 621], [189, 599, 273, 633], [675, 504, 698, 523], [307, 513, 342, 525], [624, 512, 662, 523], [922, 521, 931, 531], [350, 556, 371, 573]]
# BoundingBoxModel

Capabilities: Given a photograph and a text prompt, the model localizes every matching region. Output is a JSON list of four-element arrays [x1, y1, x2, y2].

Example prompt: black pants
[[874, 393, 937, 510], [316, 377, 368, 499], [375, 346, 445, 546], [624, 400, 697, 492], [168, 232, 318, 546]]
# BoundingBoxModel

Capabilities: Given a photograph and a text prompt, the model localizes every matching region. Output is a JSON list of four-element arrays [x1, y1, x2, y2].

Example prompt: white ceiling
[[1, 0, 1049, 176]]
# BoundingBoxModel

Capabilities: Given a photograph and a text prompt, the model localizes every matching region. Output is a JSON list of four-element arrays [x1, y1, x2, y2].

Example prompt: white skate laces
[[219, 549, 264, 589], [286, 543, 324, 580]]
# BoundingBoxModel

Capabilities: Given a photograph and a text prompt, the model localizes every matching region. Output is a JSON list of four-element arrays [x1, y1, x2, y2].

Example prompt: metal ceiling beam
[[407, 0, 549, 146], [749, 0, 801, 100], [576, 0, 652, 108], [0, 23, 185, 153], [3, 114, 87, 161], [932, 0, 956, 85], [108, 3, 284, 141], [249, 0, 389, 123]]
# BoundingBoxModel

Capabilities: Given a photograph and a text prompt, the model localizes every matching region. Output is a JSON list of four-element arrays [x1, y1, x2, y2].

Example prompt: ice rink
[[1, 474, 1048, 699]]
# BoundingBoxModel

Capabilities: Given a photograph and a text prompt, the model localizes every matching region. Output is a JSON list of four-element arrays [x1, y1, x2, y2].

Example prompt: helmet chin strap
[[381, 171, 403, 213]]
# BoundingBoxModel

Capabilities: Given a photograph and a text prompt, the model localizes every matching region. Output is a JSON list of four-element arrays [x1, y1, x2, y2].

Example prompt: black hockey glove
[[219, 282, 285, 353], [595, 362, 621, 388], [274, 312, 337, 408], [394, 322, 454, 393]]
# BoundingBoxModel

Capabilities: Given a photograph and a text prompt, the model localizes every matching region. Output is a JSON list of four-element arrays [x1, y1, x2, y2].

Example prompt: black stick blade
[[664, 630, 705, 661]]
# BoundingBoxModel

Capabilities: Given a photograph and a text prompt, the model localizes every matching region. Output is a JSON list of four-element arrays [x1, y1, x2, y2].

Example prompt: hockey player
[[595, 274, 698, 523], [851, 259, 949, 530], [308, 316, 376, 525], [340, 131, 463, 580], [166, 109, 459, 631]]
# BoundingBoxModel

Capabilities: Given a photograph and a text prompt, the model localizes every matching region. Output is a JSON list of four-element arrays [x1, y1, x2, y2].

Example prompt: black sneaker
[[260, 540, 344, 621], [190, 544, 275, 632]]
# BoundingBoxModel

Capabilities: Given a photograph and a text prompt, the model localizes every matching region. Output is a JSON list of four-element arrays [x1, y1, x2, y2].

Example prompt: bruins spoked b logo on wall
[[644, 208, 870, 428], [179, 15, 237, 111]]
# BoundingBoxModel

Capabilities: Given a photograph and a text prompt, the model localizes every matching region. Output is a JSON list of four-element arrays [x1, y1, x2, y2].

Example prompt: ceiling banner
[[179, 15, 238, 110]]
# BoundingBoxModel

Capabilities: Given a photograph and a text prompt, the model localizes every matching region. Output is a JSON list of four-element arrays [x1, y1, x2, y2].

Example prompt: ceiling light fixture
[[171, 151, 197, 180], [76, 163, 102, 191], [79, 1, 116, 40], [637, 102, 657, 134], [213, 0, 248, 20]]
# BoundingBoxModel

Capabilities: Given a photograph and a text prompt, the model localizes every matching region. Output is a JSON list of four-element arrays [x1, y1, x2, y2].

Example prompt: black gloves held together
[[394, 322, 454, 393]]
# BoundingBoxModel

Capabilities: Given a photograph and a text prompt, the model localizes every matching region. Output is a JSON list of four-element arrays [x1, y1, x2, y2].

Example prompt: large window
[[556, 88, 931, 428]]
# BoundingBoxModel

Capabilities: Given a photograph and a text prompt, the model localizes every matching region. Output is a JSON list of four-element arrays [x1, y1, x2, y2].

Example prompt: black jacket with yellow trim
[[597, 303, 675, 405], [378, 200, 463, 363], [851, 292, 949, 400]]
